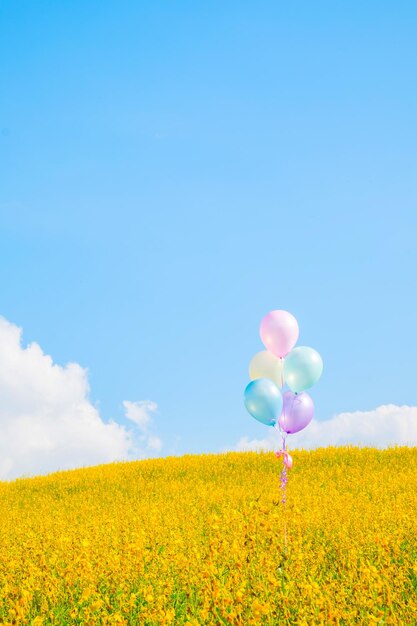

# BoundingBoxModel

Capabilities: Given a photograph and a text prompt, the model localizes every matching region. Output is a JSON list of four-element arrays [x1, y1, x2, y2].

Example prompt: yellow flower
[[0, 447, 416, 624]]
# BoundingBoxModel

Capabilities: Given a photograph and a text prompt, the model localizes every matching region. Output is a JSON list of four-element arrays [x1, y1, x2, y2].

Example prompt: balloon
[[249, 350, 284, 388], [278, 391, 314, 434], [244, 379, 283, 426], [283, 346, 323, 393], [260, 310, 299, 358]]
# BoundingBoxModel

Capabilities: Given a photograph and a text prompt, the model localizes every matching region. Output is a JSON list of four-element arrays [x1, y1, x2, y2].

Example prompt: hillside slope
[[1, 447, 416, 624]]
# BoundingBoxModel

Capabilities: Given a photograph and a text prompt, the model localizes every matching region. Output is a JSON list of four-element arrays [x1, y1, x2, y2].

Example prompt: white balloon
[[249, 350, 284, 388]]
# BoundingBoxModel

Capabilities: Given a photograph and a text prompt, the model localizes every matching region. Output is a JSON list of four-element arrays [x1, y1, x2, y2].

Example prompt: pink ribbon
[[275, 449, 293, 469]]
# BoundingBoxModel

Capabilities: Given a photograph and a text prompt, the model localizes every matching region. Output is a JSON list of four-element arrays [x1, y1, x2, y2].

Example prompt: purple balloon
[[278, 391, 314, 434]]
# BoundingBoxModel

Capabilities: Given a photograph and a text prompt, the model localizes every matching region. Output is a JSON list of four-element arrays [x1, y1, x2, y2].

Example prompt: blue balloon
[[244, 378, 283, 426], [283, 346, 323, 393]]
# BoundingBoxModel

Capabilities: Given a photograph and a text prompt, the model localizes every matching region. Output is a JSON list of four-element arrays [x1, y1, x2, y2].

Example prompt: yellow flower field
[[1, 447, 416, 625]]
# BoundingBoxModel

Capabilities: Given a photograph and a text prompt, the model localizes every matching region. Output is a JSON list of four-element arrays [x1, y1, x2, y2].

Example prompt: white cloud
[[147, 435, 163, 451], [123, 400, 157, 430], [0, 317, 161, 481], [236, 404, 417, 452], [123, 400, 162, 452]]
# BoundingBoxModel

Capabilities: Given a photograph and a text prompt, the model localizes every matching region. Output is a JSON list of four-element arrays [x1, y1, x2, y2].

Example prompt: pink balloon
[[279, 391, 314, 434], [260, 310, 299, 358]]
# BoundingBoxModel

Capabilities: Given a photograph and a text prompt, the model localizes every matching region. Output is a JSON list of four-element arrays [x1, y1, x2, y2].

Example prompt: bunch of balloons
[[244, 310, 323, 469]]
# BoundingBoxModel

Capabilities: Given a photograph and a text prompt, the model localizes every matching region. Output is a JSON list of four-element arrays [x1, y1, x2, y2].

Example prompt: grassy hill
[[1, 447, 416, 625]]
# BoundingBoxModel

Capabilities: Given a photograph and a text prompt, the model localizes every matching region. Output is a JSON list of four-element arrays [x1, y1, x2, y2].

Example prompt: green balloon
[[283, 346, 323, 393]]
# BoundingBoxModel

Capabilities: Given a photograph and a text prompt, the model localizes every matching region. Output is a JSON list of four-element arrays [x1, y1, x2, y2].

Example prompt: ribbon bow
[[275, 449, 293, 469]]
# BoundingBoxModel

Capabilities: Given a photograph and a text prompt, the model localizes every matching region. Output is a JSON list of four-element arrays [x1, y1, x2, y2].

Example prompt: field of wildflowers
[[0, 447, 416, 625]]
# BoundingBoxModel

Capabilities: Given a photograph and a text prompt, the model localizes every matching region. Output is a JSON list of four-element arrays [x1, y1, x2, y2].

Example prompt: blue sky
[[1, 1, 417, 474]]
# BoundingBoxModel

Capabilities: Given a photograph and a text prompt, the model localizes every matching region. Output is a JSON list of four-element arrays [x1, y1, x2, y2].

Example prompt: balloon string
[[281, 432, 288, 554], [275, 426, 288, 554]]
